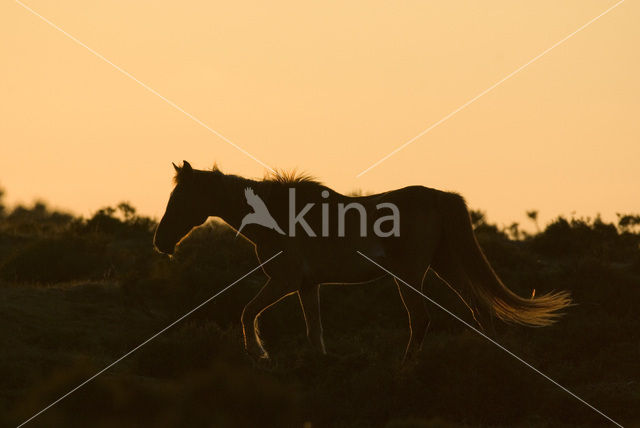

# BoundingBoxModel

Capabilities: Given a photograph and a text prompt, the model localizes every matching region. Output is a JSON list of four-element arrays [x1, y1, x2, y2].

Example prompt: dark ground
[[0, 199, 638, 427]]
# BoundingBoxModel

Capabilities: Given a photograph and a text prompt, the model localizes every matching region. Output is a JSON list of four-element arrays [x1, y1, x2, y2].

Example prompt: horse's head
[[154, 161, 210, 255]]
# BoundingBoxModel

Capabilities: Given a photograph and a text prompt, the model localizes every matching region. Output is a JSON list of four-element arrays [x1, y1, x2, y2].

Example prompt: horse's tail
[[435, 192, 572, 327]]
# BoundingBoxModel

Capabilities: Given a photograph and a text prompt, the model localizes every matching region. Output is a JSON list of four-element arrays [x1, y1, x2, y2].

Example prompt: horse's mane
[[265, 169, 321, 185], [173, 163, 321, 187]]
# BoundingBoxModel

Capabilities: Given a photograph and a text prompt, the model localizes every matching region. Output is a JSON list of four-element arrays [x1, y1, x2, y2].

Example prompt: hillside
[[1, 197, 639, 427]]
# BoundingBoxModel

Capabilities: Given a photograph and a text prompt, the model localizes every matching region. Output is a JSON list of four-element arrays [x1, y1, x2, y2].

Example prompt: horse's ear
[[172, 162, 180, 172], [182, 160, 193, 172]]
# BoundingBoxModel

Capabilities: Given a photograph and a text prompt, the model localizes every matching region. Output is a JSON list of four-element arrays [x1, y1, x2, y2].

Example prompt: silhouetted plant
[[0, 236, 107, 283], [469, 209, 486, 228], [526, 210, 540, 232], [2, 191, 640, 427], [507, 222, 521, 240], [1, 201, 75, 236], [529, 214, 638, 264], [617, 213, 640, 234], [82, 202, 155, 237], [0, 185, 5, 218]]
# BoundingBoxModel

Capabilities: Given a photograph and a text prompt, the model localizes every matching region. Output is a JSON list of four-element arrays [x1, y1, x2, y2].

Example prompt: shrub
[[0, 236, 108, 283]]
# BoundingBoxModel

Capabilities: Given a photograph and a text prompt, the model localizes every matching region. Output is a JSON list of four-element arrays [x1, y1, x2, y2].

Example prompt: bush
[[2, 196, 639, 427], [0, 236, 107, 283], [531, 216, 639, 263]]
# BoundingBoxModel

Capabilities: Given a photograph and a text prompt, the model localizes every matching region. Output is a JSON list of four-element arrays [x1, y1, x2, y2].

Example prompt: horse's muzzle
[[153, 239, 175, 255]]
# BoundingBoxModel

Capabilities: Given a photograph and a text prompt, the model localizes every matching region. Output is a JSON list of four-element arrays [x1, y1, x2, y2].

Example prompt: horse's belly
[[304, 242, 388, 284]]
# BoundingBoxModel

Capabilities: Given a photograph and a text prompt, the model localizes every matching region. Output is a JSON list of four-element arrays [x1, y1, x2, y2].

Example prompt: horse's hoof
[[398, 355, 420, 373], [246, 345, 269, 360]]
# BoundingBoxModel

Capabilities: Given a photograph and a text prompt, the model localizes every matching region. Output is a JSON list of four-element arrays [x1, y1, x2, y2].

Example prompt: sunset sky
[[2, 1, 638, 228]]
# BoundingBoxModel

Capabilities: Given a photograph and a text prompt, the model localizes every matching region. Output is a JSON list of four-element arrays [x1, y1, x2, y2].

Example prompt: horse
[[154, 161, 572, 362]]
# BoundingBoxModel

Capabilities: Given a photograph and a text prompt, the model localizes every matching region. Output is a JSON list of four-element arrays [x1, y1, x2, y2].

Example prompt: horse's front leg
[[241, 278, 296, 359], [298, 283, 326, 354], [395, 272, 431, 365]]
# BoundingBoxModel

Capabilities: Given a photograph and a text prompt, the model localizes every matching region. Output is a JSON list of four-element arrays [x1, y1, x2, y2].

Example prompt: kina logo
[[236, 187, 286, 236]]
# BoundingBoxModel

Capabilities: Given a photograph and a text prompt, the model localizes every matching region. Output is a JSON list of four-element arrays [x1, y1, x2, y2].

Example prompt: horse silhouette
[[154, 161, 572, 363], [236, 187, 285, 236]]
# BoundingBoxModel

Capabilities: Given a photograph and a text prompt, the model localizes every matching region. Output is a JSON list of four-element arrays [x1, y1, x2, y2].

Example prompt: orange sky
[[1, 1, 638, 229]]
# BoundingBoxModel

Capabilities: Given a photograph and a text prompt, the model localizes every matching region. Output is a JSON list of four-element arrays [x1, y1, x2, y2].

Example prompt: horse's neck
[[208, 174, 267, 230]]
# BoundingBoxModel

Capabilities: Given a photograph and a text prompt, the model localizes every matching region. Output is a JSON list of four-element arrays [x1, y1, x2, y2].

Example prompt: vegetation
[[0, 190, 638, 427]]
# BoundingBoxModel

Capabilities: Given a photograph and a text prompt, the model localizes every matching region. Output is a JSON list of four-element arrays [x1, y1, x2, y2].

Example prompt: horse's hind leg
[[431, 253, 495, 335], [241, 278, 297, 359], [298, 283, 326, 354], [394, 272, 430, 364]]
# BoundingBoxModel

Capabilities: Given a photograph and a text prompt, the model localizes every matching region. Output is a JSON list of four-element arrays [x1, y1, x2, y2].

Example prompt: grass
[[0, 200, 639, 427]]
